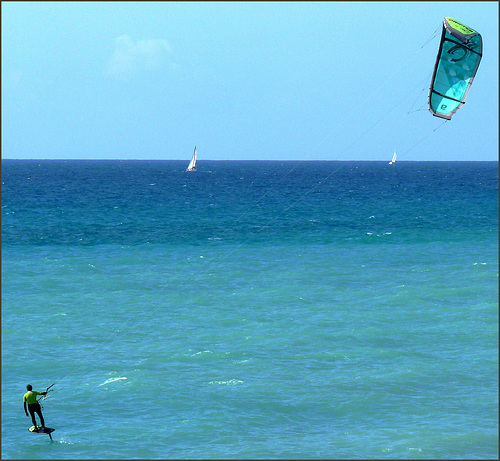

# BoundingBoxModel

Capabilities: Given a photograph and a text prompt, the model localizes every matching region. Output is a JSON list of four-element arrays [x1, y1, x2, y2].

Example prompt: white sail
[[389, 151, 397, 164], [186, 146, 197, 171]]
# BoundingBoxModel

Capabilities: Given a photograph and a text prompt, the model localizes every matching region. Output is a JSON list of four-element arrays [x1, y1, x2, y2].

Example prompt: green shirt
[[23, 391, 42, 405]]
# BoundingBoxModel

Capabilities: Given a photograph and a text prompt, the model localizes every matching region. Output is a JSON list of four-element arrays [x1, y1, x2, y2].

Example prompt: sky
[[2, 1, 498, 161]]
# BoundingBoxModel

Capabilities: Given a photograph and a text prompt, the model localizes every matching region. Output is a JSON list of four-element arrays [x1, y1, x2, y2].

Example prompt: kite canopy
[[428, 17, 483, 120]]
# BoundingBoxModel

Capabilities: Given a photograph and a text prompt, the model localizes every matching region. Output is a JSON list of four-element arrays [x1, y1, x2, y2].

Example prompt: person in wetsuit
[[23, 384, 47, 431]]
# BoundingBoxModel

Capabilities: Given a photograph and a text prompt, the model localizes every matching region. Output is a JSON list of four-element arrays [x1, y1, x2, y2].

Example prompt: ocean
[[1, 159, 498, 459]]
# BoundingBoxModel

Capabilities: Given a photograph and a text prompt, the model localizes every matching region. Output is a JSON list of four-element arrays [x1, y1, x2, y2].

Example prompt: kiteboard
[[29, 426, 55, 440]]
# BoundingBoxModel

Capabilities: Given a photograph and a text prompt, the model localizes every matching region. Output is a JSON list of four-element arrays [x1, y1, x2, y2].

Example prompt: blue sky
[[2, 1, 498, 161]]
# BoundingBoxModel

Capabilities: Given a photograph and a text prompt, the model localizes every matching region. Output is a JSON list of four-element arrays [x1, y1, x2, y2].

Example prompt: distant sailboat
[[186, 146, 197, 171], [389, 151, 397, 165]]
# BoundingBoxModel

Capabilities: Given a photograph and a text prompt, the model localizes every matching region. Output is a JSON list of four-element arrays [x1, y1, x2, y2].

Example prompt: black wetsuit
[[28, 402, 45, 428]]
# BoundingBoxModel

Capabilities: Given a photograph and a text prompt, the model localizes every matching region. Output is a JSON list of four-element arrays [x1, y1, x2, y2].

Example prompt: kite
[[428, 17, 483, 120]]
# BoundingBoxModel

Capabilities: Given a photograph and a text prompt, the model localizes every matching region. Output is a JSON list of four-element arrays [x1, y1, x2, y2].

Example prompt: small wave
[[53, 438, 75, 445], [208, 379, 243, 385], [99, 377, 127, 386], [191, 350, 213, 356]]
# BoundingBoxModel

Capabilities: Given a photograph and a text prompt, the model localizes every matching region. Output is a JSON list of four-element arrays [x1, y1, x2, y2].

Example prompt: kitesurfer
[[23, 384, 47, 431]]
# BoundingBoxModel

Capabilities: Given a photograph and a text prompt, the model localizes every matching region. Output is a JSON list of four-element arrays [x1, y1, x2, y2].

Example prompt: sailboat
[[389, 151, 397, 165], [186, 146, 197, 171]]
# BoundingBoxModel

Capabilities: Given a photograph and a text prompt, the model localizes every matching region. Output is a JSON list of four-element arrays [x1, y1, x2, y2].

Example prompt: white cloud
[[105, 35, 172, 79]]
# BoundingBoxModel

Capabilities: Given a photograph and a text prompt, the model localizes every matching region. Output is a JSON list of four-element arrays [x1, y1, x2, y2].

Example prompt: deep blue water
[[2, 160, 498, 459]]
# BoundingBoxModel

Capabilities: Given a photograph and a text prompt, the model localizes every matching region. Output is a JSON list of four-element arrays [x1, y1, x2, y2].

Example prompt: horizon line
[[2, 158, 498, 162]]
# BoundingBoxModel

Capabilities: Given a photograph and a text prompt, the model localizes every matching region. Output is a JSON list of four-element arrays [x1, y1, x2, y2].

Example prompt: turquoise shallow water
[[1, 160, 498, 459]]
